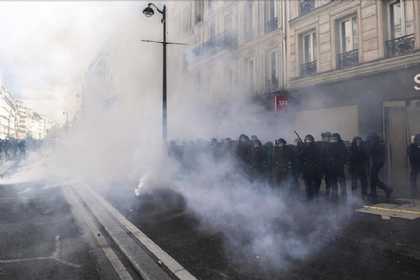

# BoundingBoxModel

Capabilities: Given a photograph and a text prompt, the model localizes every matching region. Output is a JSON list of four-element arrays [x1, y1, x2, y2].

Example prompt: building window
[[183, 6, 192, 34], [266, 50, 280, 92], [300, 0, 315, 16], [336, 15, 359, 69], [390, 0, 403, 38], [244, 1, 254, 42], [300, 30, 317, 76], [194, 0, 204, 24], [264, 0, 279, 34], [385, 0, 416, 57]]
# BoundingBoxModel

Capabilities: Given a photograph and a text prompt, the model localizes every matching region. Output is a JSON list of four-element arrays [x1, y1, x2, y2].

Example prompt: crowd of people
[[0, 139, 27, 161], [169, 132, 420, 202]]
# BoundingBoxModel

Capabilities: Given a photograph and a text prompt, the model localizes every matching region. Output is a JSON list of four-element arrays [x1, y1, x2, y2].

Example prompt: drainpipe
[[282, 0, 288, 90]]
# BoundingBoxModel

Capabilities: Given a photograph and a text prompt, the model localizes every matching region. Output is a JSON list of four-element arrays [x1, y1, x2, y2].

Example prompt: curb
[[69, 184, 198, 280]]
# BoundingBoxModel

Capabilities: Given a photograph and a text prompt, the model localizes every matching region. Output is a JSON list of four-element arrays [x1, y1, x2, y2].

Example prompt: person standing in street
[[368, 133, 393, 201], [272, 138, 293, 190], [349, 137, 369, 200], [318, 132, 332, 198], [332, 133, 348, 198], [250, 139, 265, 181], [298, 134, 322, 200], [408, 134, 420, 198]]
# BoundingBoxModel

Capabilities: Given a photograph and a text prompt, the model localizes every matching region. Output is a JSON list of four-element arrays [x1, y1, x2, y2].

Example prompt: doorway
[[384, 99, 420, 197]]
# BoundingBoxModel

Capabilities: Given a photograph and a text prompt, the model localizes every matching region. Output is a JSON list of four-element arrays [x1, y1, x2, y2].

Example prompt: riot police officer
[[250, 139, 265, 180], [298, 135, 322, 200], [367, 133, 393, 201], [349, 137, 369, 199], [319, 132, 332, 197], [332, 133, 348, 198], [236, 134, 252, 176], [263, 141, 274, 184], [408, 134, 420, 198], [272, 138, 293, 189]]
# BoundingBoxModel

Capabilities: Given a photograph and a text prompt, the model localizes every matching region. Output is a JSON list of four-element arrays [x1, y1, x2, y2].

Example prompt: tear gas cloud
[[2, 1, 357, 272]]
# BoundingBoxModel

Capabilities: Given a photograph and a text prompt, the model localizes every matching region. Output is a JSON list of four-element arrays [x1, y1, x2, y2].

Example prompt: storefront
[[289, 63, 420, 196]]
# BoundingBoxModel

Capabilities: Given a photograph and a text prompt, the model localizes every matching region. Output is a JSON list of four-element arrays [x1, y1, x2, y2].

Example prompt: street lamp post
[[143, 3, 168, 143], [142, 3, 187, 144]]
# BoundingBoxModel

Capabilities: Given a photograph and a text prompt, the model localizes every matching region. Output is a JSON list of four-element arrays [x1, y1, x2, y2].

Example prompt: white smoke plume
[[0, 0, 360, 273]]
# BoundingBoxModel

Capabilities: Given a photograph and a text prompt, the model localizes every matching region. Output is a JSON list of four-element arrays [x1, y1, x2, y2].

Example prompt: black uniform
[[408, 137, 420, 198], [298, 136, 322, 200], [263, 142, 274, 184], [333, 134, 348, 197], [349, 137, 368, 197], [272, 142, 293, 188], [318, 132, 332, 196], [250, 140, 265, 180], [18, 140, 26, 158], [236, 135, 252, 176], [368, 135, 392, 200], [318, 140, 331, 196]]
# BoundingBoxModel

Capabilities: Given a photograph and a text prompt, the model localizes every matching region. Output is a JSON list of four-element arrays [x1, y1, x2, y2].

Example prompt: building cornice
[[288, 51, 420, 90], [288, 0, 340, 25]]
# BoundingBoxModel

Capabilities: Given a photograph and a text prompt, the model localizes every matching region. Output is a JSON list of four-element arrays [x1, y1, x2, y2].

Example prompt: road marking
[[62, 187, 133, 280], [0, 235, 80, 268]]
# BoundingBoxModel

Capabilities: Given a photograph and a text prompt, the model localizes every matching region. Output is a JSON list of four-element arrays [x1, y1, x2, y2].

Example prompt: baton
[[294, 131, 303, 143]]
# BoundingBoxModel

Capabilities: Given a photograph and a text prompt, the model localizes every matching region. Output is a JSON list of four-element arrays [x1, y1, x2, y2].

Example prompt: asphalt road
[[0, 183, 101, 280], [105, 185, 420, 280]]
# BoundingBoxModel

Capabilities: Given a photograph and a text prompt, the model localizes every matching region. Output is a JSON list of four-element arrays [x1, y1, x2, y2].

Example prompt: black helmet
[[332, 133, 342, 140], [239, 134, 250, 142], [304, 134, 315, 143], [276, 138, 287, 145]]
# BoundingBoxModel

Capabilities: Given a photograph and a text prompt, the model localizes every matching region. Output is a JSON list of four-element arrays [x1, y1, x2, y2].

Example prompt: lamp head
[[143, 5, 155, 17]]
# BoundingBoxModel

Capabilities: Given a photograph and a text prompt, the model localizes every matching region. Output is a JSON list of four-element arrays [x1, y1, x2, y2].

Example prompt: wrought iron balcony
[[300, 0, 315, 16], [385, 34, 416, 58], [264, 17, 279, 34], [336, 49, 359, 69], [191, 31, 238, 57], [300, 60, 317, 77]]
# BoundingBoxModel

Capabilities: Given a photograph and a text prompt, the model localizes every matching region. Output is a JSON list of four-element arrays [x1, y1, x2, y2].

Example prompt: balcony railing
[[264, 17, 279, 34], [191, 31, 238, 57], [300, 60, 317, 77], [300, 0, 315, 16], [336, 49, 359, 69], [385, 34, 416, 58]]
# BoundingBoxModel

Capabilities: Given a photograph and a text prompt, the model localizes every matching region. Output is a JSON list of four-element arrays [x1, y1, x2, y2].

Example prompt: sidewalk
[[0, 183, 100, 280], [357, 199, 420, 220]]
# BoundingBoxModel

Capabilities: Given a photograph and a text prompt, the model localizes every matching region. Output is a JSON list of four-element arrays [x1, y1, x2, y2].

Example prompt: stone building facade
[[286, 0, 420, 194], [171, 0, 286, 98], [170, 0, 420, 195]]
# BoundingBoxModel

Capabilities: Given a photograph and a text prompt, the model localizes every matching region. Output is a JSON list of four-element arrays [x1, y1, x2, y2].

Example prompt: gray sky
[[0, 1, 141, 122]]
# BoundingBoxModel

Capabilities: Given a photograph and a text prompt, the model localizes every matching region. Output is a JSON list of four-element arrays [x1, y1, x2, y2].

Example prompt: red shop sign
[[274, 96, 288, 112]]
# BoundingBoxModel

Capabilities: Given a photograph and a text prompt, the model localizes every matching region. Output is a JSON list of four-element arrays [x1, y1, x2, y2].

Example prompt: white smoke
[[0, 0, 360, 274]]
